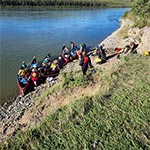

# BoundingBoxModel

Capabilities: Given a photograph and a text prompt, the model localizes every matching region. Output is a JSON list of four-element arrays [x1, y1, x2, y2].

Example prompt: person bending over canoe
[[96, 44, 107, 64], [61, 44, 71, 63], [79, 52, 93, 75], [77, 43, 86, 60]]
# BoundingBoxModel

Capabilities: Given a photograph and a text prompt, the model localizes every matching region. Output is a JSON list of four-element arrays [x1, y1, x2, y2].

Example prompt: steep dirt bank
[[0, 18, 149, 143], [100, 18, 150, 53]]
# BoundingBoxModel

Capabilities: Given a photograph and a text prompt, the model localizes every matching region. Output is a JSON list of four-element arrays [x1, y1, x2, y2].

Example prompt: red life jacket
[[116, 48, 122, 53], [83, 56, 89, 64]]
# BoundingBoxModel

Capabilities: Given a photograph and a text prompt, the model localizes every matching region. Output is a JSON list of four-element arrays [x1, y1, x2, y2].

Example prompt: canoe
[[45, 68, 60, 78], [17, 75, 33, 95]]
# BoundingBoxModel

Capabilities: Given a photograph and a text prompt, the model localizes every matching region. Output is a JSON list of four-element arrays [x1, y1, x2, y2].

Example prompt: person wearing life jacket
[[79, 52, 93, 75], [61, 44, 70, 55], [38, 66, 46, 84], [30, 56, 39, 70], [18, 61, 28, 77], [77, 43, 86, 60], [80, 43, 86, 53], [44, 53, 52, 62], [21, 61, 27, 69], [97, 44, 107, 63], [57, 55, 65, 69], [124, 44, 131, 54], [61, 44, 71, 62], [50, 60, 59, 71], [31, 68, 39, 86], [70, 41, 78, 59], [42, 57, 51, 68], [18, 66, 27, 77]]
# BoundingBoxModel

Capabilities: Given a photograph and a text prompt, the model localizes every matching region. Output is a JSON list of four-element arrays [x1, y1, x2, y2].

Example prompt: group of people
[[17, 41, 108, 86], [17, 40, 139, 92], [17, 52, 59, 87]]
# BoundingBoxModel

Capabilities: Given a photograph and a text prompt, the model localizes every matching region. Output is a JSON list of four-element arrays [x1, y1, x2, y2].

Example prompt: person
[[130, 41, 138, 54], [124, 44, 131, 54], [80, 43, 86, 54], [50, 60, 59, 71], [42, 57, 50, 67], [20, 77, 28, 86], [96, 44, 107, 63], [77, 43, 86, 60], [79, 52, 93, 75], [44, 53, 52, 62], [61, 44, 71, 63], [31, 68, 39, 86], [18, 61, 28, 77], [21, 61, 27, 69], [70, 41, 77, 50], [31, 56, 37, 65], [70, 41, 78, 59], [61, 44, 70, 55], [57, 55, 65, 69], [124, 42, 138, 54], [18, 66, 27, 77]]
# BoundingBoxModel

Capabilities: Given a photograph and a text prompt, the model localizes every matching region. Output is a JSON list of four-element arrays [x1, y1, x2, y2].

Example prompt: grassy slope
[[1, 55, 150, 149], [123, 0, 150, 28]]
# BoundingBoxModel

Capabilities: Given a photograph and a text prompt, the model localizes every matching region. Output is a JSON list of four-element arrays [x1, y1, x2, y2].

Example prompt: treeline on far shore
[[0, 0, 132, 7]]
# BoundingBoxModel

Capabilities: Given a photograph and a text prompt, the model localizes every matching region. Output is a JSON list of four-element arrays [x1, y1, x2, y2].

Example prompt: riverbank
[[101, 18, 150, 53], [0, 18, 150, 145]]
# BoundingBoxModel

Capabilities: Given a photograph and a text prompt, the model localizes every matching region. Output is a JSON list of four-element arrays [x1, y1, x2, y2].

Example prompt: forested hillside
[[0, 0, 132, 7]]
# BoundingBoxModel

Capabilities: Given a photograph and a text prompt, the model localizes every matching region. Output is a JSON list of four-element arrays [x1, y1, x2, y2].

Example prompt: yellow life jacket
[[144, 50, 150, 56], [51, 63, 57, 70], [95, 57, 102, 63], [18, 69, 26, 76]]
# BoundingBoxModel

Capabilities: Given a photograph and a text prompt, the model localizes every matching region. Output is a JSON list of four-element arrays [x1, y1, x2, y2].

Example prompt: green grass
[[123, 0, 150, 28], [0, 55, 150, 150]]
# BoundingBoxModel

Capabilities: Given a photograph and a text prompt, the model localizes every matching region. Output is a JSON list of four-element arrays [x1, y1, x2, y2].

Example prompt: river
[[0, 8, 129, 104]]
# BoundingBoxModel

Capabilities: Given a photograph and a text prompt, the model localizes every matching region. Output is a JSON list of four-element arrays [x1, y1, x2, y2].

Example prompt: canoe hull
[[17, 76, 33, 95]]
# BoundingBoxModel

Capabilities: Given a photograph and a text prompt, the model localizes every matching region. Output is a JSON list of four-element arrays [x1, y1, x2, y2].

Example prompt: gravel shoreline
[[0, 80, 58, 143]]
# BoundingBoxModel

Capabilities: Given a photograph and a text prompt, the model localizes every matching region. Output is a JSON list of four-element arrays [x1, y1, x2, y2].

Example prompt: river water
[[0, 8, 129, 104]]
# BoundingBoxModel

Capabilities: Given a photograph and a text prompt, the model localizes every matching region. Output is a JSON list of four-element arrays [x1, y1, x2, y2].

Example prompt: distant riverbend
[[0, 8, 129, 104]]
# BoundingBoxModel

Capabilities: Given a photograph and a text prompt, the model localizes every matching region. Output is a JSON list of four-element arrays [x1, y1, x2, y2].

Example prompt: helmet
[[43, 58, 49, 63], [32, 72, 37, 77], [21, 64, 25, 68], [32, 63, 38, 68]]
